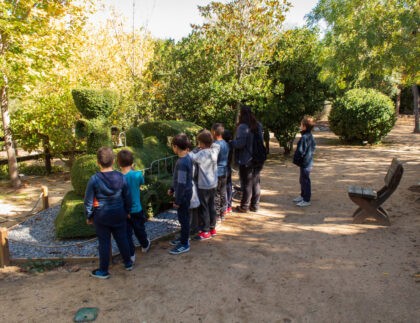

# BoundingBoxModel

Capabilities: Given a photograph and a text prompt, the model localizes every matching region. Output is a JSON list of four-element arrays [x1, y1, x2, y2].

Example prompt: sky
[[95, 0, 319, 40]]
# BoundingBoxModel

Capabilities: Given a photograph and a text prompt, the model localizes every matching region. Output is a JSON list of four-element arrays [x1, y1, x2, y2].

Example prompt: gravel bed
[[8, 205, 180, 259]]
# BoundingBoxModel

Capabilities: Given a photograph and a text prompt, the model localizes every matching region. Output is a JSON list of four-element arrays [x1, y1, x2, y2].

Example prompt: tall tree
[[0, 0, 92, 187], [308, 0, 420, 132]]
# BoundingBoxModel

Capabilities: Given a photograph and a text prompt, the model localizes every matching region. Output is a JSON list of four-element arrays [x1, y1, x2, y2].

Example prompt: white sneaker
[[130, 254, 136, 263], [141, 239, 151, 253], [296, 200, 311, 207], [293, 196, 304, 203]]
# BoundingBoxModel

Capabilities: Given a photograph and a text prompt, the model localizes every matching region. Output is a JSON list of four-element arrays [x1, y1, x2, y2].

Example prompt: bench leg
[[350, 197, 391, 226]]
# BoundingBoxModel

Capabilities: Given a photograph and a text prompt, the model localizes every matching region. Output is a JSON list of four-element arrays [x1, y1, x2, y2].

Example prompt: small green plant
[[21, 258, 65, 273], [329, 88, 396, 144]]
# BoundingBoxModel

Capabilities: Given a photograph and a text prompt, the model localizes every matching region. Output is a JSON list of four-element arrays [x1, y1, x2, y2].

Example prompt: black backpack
[[251, 129, 267, 166]]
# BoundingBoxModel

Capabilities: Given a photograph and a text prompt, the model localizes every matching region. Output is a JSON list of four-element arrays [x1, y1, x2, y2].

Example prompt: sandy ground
[[0, 118, 419, 322]]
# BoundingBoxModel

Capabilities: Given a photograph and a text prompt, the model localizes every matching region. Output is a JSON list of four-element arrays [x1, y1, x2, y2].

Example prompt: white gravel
[[7, 205, 180, 259]]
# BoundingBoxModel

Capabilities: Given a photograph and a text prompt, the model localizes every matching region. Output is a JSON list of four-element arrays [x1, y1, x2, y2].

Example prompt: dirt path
[[0, 119, 419, 322]]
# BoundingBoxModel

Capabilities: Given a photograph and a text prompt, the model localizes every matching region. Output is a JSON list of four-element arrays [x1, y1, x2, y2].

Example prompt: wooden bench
[[348, 158, 404, 226]]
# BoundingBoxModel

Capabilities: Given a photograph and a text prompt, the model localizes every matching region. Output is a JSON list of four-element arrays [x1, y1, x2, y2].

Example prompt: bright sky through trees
[[95, 0, 318, 40]]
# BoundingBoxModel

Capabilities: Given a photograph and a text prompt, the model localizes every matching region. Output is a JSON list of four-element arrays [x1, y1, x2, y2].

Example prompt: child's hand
[[127, 214, 131, 219], [86, 218, 93, 225], [173, 203, 179, 209], [167, 189, 173, 196]]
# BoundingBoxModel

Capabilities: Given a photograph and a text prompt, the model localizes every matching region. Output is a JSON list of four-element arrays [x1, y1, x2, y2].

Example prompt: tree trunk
[[395, 85, 401, 115], [1, 82, 21, 188], [43, 136, 52, 175], [413, 85, 420, 134]]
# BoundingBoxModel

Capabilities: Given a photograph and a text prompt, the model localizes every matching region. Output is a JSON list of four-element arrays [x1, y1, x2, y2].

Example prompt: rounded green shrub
[[329, 88, 396, 144], [125, 127, 143, 148], [87, 128, 112, 154], [75, 119, 90, 138], [71, 89, 119, 119], [71, 155, 99, 196], [55, 191, 96, 239]]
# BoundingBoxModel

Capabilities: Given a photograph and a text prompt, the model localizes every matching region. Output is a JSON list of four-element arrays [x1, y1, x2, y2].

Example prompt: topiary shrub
[[55, 191, 96, 239], [329, 88, 396, 144], [71, 155, 99, 196], [125, 127, 143, 148], [71, 89, 119, 119], [87, 128, 112, 154], [141, 175, 173, 217], [139, 120, 202, 147]]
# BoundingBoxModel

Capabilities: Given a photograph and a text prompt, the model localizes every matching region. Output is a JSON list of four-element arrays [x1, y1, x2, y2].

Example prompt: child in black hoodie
[[84, 147, 133, 279]]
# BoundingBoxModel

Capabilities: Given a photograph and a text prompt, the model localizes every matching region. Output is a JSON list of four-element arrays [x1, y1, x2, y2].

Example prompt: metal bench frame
[[348, 158, 404, 226]]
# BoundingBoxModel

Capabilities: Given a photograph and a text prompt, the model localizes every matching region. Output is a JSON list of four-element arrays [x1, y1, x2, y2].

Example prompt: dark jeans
[[239, 164, 262, 210], [177, 201, 191, 246], [226, 171, 232, 209], [215, 175, 227, 216], [127, 210, 149, 256], [198, 188, 217, 232], [300, 166, 312, 202], [94, 220, 131, 272]]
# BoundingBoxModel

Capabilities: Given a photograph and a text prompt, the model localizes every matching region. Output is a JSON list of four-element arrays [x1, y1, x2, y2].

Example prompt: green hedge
[[71, 89, 119, 119], [71, 154, 99, 196], [86, 128, 112, 154], [55, 191, 96, 239], [329, 88, 396, 144], [139, 120, 202, 147], [125, 127, 143, 148]]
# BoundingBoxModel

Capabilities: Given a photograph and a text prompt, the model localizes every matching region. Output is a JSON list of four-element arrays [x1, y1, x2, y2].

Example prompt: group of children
[[84, 116, 316, 278]]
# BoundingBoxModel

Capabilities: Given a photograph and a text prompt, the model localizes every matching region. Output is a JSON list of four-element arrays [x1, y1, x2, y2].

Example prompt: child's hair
[[197, 129, 213, 148], [117, 149, 134, 167], [172, 133, 191, 151], [97, 147, 114, 168], [222, 129, 232, 142], [301, 115, 315, 131], [211, 123, 224, 137]]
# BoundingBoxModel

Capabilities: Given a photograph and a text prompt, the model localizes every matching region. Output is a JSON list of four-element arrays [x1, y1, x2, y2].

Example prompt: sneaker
[[124, 262, 134, 271], [249, 206, 258, 212], [226, 207, 232, 213], [293, 196, 304, 203], [169, 244, 190, 255], [142, 239, 151, 253], [296, 200, 311, 207], [169, 238, 190, 246], [210, 228, 217, 236], [234, 206, 248, 213], [193, 231, 212, 240], [90, 269, 110, 279], [130, 254, 136, 264]]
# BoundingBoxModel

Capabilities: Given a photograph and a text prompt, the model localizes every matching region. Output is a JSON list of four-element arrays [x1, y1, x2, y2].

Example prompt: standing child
[[211, 123, 230, 221], [84, 147, 133, 279], [117, 149, 151, 264], [168, 133, 193, 255], [222, 129, 233, 214], [293, 115, 316, 207], [189, 130, 220, 239]]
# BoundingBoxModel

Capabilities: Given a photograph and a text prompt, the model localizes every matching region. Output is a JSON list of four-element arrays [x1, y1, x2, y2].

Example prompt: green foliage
[[125, 127, 143, 148], [141, 175, 173, 218], [70, 155, 99, 197], [86, 128, 112, 155], [71, 89, 119, 119], [21, 258, 65, 274], [265, 28, 328, 154], [329, 88, 396, 144], [139, 120, 202, 147], [55, 191, 96, 239], [75, 119, 90, 139]]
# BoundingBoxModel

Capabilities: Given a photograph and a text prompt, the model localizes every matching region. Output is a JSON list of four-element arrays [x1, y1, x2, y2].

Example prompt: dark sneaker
[[234, 206, 248, 213], [169, 238, 190, 246], [249, 206, 258, 212], [169, 244, 190, 255], [90, 269, 110, 279], [193, 231, 212, 240], [210, 228, 217, 237], [124, 262, 134, 271], [142, 239, 151, 253]]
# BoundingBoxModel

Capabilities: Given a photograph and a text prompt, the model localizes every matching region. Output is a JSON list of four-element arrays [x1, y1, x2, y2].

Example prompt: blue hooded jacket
[[293, 130, 316, 168], [84, 171, 131, 226]]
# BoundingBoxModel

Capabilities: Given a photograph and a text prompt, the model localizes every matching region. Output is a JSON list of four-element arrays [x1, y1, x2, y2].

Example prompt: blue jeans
[[127, 210, 149, 256], [177, 201, 191, 245], [94, 220, 131, 272], [300, 166, 312, 202]]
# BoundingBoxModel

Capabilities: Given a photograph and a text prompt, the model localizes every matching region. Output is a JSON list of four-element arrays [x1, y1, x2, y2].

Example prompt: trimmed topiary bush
[[71, 89, 119, 119], [329, 88, 396, 144], [55, 191, 96, 239], [125, 127, 143, 148], [70, 155, 99, 196], [87, 128, 112, 154], [139, 120, 202, 147]]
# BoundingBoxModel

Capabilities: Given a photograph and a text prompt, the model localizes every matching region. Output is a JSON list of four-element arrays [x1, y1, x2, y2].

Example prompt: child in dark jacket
[[167, 133, 193, 255], [293, 116, 316, 207], [84, 147, 133, 279]]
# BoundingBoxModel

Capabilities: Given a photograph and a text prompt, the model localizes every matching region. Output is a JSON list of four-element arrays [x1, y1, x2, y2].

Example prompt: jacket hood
[[96, 171, 124, 195]]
